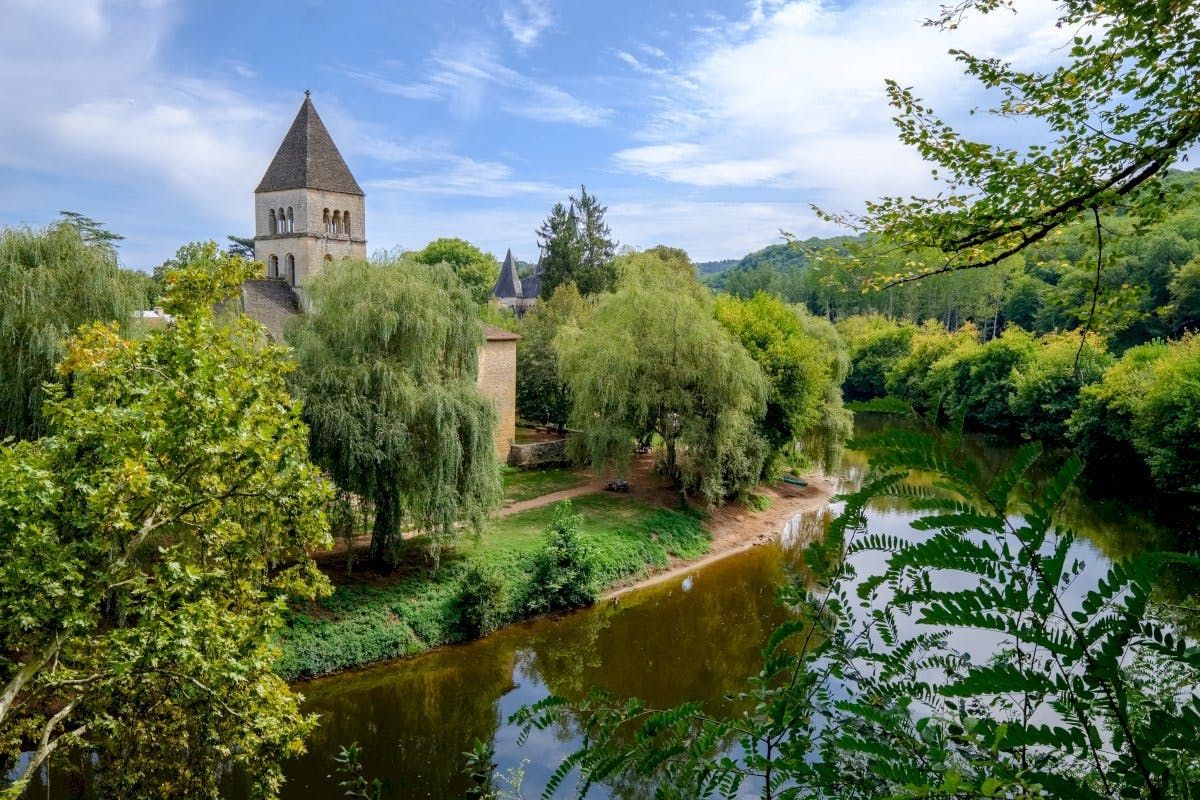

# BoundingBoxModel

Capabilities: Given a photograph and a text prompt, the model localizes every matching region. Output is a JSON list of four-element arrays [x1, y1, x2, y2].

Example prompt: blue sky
[[0, 0, 1067, 270]]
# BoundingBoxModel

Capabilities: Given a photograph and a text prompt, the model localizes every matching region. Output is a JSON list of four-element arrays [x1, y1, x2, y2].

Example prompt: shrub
[[457, 561, 510, 637], [1131, 334, 1200, 492], [526, 501, 598, 613], [947, 326, 1037, 433], [1009, 331, 1113, 442], [1068, 341, 1170, 481], [837, 314, 916, 399], [886, 320, 979, 412]]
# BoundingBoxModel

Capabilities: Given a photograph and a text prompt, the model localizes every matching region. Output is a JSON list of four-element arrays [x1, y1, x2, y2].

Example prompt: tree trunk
[[370, 483, 401, 570]]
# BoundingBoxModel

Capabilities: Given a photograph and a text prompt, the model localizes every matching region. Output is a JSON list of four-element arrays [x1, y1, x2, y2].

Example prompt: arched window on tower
[[268, 209, 276, 235], [332, 210, 341, 235], [343, 211, 351, 237], [286, 207, 294, 233], [323, 208, 331, 234], [285, 254, 296, 286], [278, 208, 286, 234], [268, 255, 279, 278]]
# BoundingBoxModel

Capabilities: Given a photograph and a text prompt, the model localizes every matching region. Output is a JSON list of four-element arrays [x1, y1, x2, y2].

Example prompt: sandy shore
[[601, 472, 837, 600]]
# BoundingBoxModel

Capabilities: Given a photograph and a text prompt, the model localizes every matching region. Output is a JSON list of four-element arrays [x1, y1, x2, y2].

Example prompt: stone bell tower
[[253, 92, 366, 289]]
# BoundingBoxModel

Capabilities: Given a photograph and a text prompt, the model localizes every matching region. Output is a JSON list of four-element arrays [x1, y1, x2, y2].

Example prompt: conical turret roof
[[255, 94, 364, 196], [491, 249, 523, 299]]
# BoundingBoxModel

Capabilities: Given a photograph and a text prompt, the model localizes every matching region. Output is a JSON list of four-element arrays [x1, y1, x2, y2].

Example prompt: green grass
[[277, 493, 709, 679], [501, 465, 587, 503]]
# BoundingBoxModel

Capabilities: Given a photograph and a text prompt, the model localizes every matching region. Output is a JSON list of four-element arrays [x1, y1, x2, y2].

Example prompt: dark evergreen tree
[[536, 186, 616, 298]]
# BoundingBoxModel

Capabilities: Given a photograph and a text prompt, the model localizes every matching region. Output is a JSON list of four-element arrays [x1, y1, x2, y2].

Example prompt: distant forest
[[697, 168, 1200, 348]]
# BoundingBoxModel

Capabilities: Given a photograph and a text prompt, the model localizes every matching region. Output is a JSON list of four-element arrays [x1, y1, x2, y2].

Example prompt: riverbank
[[277, 460, 835, 681]]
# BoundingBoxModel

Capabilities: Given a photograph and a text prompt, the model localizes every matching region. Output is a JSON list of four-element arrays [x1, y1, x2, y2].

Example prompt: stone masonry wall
[[476, 339, 517, 458], [507, 439, 569, 468]]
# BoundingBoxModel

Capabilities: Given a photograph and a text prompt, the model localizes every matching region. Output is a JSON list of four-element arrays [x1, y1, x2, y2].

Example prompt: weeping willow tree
[[286, 257, 501, 568], [557, 255, 768, 504], [0, 220, 144, 440]]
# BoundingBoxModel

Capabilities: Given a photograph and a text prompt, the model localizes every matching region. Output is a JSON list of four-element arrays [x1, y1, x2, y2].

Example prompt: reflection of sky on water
[[23, 416, 1187, 800]]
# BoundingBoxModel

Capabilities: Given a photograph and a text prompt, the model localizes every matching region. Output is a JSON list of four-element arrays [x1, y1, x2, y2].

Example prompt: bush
[[1068, 341, 1170, 482], [1009, 331, 1112, 442], [1131, 334, 1200, 492], [526, 502, 599, 613], [886, 320, 979, 413], [946, 326, 1037, 433], [457, 561, 510, 637], [837, 314, 915, 400]]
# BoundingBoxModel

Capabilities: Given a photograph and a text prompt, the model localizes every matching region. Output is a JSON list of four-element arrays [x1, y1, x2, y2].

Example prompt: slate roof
[[491, 249, 523, 299], [484, 324, 520, 341], [255, 95, 364, 196], [240, 279, 300, 341], [521, 254, 543, 299]]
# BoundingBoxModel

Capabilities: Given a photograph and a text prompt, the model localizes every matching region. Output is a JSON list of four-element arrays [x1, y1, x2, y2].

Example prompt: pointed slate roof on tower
[[491, 249, 523, 299], [255, 93, 364, 196]]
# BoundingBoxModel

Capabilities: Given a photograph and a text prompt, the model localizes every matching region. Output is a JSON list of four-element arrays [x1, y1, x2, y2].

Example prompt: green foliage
[[519, 424, 1200, 800], [458, 561, 510, 637], [514, 283, 589, 428], [837, 314, 916, 400], [464, 739, 527, 800], [825, 2, 1200, 287], [886, 319, 980, 413], [948, 326, 1038, 434], [1010, 331, 1113, 442], [286, 256, 501, 568], [413, 237, 501, 305], [0, 244, 331, 799], [537, 187, 616, 298], [526, 502, 599, 613], [0, 220, 145, 440], [1129, 334, 1200, 493], [1068, 336, 1200, 493], [714, 292, 847, 472], [334, 743, 383, 800], [557, 261, 768, 503]]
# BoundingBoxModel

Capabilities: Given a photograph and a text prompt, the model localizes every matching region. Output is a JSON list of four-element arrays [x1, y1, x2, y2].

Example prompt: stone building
[[490, 248, 543, 315], [236, 93, 519, 457]]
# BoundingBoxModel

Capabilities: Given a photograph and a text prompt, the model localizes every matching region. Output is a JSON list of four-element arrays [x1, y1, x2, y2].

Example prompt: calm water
[[22, 416, 1193, 799]]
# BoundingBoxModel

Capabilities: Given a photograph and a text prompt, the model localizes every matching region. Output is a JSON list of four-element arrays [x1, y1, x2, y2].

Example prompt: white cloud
[[613, 0, 1067, 210], [367, 156, 564, 198], [502, 0, 554, 49], [349, 42, 611, 127], [0, 0, 286, 266]]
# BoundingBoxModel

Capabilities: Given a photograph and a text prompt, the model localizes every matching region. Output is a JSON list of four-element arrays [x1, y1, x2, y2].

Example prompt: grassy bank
[[278, 493, 708, 680], [501, 465, 587, 503]]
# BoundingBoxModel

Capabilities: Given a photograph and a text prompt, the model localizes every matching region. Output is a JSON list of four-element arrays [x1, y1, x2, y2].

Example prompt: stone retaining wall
[[507, 438, 569, 468]]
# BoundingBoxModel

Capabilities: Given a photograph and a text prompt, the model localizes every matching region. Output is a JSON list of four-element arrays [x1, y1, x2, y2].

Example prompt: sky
[[0, 0, 1070, 270]]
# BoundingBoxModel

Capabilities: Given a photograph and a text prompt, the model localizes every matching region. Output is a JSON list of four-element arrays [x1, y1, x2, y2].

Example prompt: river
[[21, 415, 1193, 799]]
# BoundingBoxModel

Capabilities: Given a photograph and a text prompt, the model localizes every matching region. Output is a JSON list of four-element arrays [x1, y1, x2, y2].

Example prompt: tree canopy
[[0, 220, 145, 440], [515, 282, 590, 429], [537, 186, 617, 298], [0, 242, 331, 799], [286, 257, 501, 567], [557, 256, 767, 503], [412, 237, 501, 305]]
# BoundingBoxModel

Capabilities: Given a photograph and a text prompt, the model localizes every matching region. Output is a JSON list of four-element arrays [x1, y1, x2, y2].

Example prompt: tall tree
[[0, 220, 144, 440], [557, 259, 767, 503], [515, 282, 589, 429], [713, 292, 843, 472], [572, 186, 617, 295], [0, 242, 331, 799], [537, 187, 616, 298], [412, 237, 501, 305], [226, 234, 256, 258], [286, 257, 501, 568]]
